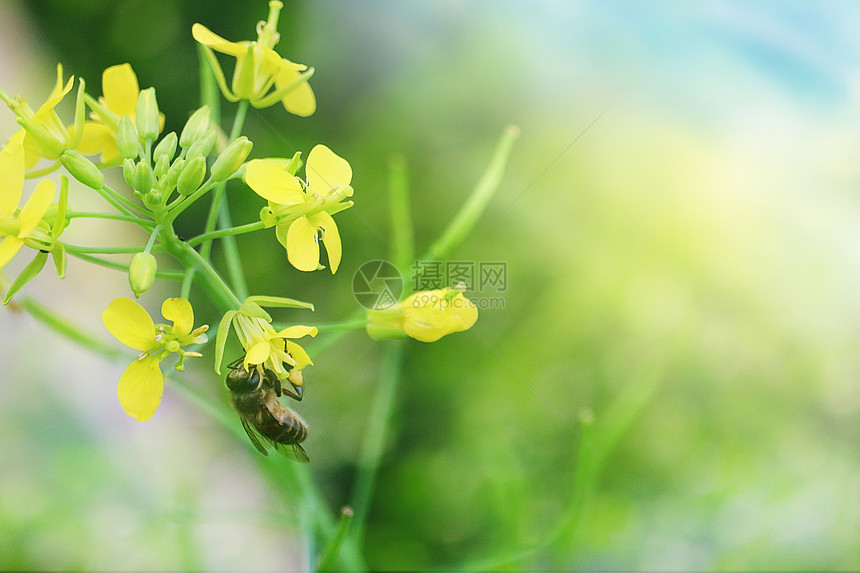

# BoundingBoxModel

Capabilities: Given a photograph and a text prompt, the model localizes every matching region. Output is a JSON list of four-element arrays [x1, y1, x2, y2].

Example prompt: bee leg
[[281, 383, 303, 402], [227, 356, 245, 370]]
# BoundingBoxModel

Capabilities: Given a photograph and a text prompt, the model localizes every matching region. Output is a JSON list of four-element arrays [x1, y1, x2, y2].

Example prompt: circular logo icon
[[353, 260, 403, 309]]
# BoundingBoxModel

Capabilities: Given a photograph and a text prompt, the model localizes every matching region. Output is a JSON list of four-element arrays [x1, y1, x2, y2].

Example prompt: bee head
[[226, 365, 261, 392]]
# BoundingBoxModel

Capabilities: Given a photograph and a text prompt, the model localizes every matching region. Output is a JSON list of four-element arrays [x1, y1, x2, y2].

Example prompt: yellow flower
[[245, 145, 353, 273], [2, 64, 83, 170], [192, 19, 315, 115], [366, 288, 479, 343], [102, 297, 209, 421], [0, 132, 65, 275], [77, 63, 158, 166], [215, 297, 317, 385]]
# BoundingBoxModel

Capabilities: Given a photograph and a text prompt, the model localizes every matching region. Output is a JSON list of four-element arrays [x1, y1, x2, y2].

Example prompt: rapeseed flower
[[366, 287, 479, 343]]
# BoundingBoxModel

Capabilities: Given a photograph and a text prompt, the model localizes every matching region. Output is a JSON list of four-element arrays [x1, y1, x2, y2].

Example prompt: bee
[[226, 358, 309, 463]]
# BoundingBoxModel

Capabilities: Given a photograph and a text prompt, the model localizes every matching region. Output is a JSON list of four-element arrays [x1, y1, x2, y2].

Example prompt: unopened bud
[[117, 116, 139, 160], [286, 151, 302, 175], [186, 132, 217, 161], [153, 153, 169, 180], [60, 150, 104, 190], [135, 88, 160, 142], [161, 158, 185, 195], [153, 131, 178, 164], [122, 158, 135, 186], [132, 161, 153, 194], [211, 136, 253, 182], [177, 155, 207, 196], [128, 252, 157, 298], [179, 106, 211, 149]]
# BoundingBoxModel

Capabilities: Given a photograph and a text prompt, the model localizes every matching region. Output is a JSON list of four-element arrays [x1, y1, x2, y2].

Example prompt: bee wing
[[272, 441, 310, 463], [240, 418, 270, 457]]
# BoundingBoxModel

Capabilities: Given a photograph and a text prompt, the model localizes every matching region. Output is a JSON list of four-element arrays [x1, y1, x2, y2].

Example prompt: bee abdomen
[[258, 405, 308, 444]]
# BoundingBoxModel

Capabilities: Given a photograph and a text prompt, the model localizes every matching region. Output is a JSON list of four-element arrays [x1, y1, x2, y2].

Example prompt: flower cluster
[[0, 0, 485, 433]]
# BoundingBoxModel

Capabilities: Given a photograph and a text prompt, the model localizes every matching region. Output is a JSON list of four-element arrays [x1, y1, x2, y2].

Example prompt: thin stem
[[349, 340, 405, 543], [308, 318, 368, 333], [177, 242, 242, 310], [186, 221, 265, 248], [66, 250, 185, 279], [63, 243, 162, 255], [101, 183, 152, 217], [388, 154, 414, 277], [68, 211, 157, 227], [420, 125, 519, 264]]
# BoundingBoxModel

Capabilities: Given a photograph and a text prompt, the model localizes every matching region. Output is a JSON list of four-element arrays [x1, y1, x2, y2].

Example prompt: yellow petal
[[102, 63, 139, 119], [191, 23, 246, 56], [37, 64, 74, 114], [161, 297, 194, 337], [0, 134, 24, 216], [245, 159, 305, 205], [286, 216, 319, 272], [276, 325, 318, 339], [276, 67, 316, 117], [310, 211, 341, 274], [117, 355, 164, 421], [76, 122, 118, 162], [102, 297, 156, 351], [307, 145, 352, 194], [0, 237, 24, 270], [245, 340, 270, 365], [17, 180, 55, 238], [285, 340, 313, 369], [450, 294, 479, 330]]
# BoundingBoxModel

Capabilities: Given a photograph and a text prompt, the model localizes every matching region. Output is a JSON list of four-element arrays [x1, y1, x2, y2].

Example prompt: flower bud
[[177, 155, 207, 196], [160, 157, 185, 195], [153, 153, 169, 180], [186, 132, 217, 161], [122, 158, 135, 187], [128, 252, 157, 298], [117, 116, 140, 160], [153, 131, 178, 164], [286, 151, 303, 175], [132, 161, 153, 195], [211, 136, 253, 182], [179, 106, 211, 149], [135, 88, 160, 142], [60, 150, 104, 190]]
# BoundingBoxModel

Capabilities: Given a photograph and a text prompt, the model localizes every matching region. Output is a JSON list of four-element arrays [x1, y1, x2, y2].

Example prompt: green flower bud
[[128, 252, 157, 298], [177, 155, 207, 196], [153, 131, 178, 164], [211, 136, 253, 182], [60, 150, 104, 190], [153, 153, 169, 180], [179, 106, 211, 149], [161, 158, 186, 195], [122, 158, 135, 187], [186, 132, 217, 162], [117, 116, 139, 160], [135, 88, 160, 142], [132, 161, 153, 195]]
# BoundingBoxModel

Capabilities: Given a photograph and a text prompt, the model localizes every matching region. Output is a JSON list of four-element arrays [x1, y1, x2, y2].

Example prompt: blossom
[[366, 288, 479, 343], [215, 297, 316, 385], [245, 145, 353, 273], [2, 64, 83, 170], [102, 297, 209, 421], [0, 132, 68, 292], [192, 20, 315, 115], [77, 63, 156, 166]]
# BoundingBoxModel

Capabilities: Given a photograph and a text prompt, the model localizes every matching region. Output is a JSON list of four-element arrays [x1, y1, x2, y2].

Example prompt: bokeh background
[[1, 0, 859, 570]]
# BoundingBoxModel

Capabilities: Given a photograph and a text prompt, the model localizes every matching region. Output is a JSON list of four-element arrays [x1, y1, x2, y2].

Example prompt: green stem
[[186, 221, 265, 248], [388, 154, 414, 277], [101, 183, 152, 218], [66, 251, 184, 279], [316, 507, 354, 572], [420, 125, 519, 264], [63, 243, 162, 255], [68, 211, 157, 227], [349, 340, 405, 543], [18, 295, 122, 359], [175, 241, 242, 311]]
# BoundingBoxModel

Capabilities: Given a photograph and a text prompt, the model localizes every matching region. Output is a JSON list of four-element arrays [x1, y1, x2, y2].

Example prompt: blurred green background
[[1, 0, 859, 570]]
